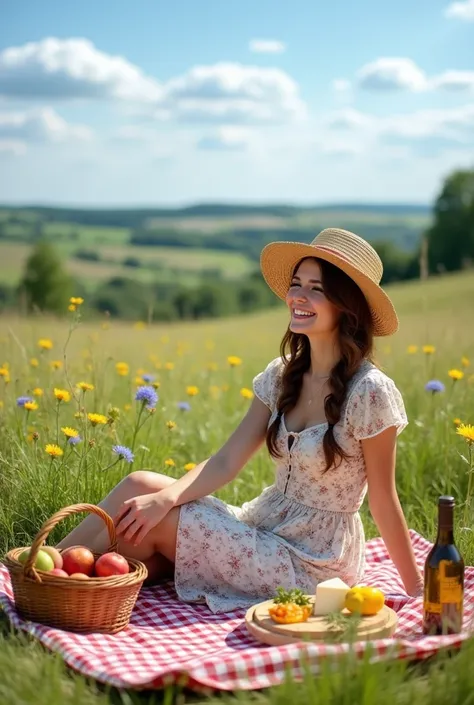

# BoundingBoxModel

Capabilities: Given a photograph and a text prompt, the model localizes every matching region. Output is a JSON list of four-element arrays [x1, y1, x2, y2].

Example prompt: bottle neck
[[437, 504, 454, 545]]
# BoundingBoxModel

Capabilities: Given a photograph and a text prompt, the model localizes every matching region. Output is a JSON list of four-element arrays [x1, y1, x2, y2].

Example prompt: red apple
[[69, 573, 89, 579], [62, 546, 95, 576], [41, 545, 63, 570], [50, 568, 69, 577], [94, 552, 129, 577]]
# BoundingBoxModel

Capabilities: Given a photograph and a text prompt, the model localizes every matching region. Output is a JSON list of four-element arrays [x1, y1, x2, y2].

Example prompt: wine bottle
[[422, 495, 464, 635]]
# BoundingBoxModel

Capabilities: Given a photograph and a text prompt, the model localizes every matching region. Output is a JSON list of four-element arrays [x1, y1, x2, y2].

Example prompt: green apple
[[18, 548, 55, 572]]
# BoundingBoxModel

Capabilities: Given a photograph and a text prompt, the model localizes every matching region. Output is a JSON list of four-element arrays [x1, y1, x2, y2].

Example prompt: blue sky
[[1, 0, 473, 206]]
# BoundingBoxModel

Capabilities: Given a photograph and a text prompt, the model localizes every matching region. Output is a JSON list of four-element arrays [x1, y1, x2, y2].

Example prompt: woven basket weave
[[3, 503, 148, 634]]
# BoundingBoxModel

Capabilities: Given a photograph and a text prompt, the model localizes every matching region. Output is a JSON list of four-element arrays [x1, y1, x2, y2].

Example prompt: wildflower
[[88, 438, 96, 448], [33, 387, 43, 397], [461, 356, 470, 368], [142, 373, 155, 383], [68, 304, 76, 312], [16, 396, 33, 407], [164, 458, 176, 467], [227, 355, 242, 367], [454, 418, 462, 426], [24, 401, 38, 411], [422, 345, 435, 355], [240, 387, 254, 399], [61, 426, 79, 438], [45, 444, 63, 458], [107, 406, 120, 423], [407, 345, 418, 354], [112, 445, 135, 463], [0, 367, 9, 378], [425, 380, 445, 394], [166, 420, 177, 430], [164, 362, 174, 371], [54, 388, 71, 403], [186, 386, 199, 396], [38, 338, 53, 350], [70, 296, 84, 306], [68, 435, 82, 445], [31, 431, 39, 442], [87, 413, 108, 426], [30, 357, 39, 368], [123, 403, 132, 411], [152, 381, 160, 390], [135, 385, 159, 409], [456, 424, 474, 445], [177, 401, 191, 412], [184, 462, 196, 471], [115, 362, 129, 376], [50, 360, 63, 370], [77, 381, 94, 392], [147, 407, 156, 415], [449, 369, 464, 381]]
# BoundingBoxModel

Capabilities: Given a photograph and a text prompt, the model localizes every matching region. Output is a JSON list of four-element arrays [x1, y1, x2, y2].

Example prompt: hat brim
[[260, 241, 399, 337]]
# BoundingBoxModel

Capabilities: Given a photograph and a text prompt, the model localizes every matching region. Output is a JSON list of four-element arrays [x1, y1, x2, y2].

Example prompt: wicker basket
[[3, 503, 148, 634]]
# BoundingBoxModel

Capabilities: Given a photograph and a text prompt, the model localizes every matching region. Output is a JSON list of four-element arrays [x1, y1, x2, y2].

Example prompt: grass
[[0, 269, 474, 703]]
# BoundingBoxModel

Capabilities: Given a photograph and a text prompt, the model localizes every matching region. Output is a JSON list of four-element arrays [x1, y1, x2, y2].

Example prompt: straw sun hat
[[260, 227, 399, 337]]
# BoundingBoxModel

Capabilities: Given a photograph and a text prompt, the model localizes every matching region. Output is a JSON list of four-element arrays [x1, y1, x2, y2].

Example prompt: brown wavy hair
[[265, 257, 375, 472]]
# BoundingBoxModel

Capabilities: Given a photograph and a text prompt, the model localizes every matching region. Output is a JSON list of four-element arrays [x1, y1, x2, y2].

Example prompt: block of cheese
[[313, 577, 350, 616]]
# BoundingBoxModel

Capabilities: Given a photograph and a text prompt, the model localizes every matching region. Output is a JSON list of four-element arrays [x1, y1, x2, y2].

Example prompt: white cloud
[[0, 37, 162, 103], [431, 70, 474, 91], [155, 63, 306, 124], [0, 140, 26, 155], [249, 39, 286, 54], [445, 0, 474, 20], [0, 107, 93, 153], [196, 126, 253, 151], [357, 58, 427, 91], [328, 108, 375, 129], [333, 79, 351, 92]]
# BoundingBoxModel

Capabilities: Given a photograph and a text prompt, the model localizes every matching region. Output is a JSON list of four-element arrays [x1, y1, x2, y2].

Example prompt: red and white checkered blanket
[[1, 530, 473, 692]]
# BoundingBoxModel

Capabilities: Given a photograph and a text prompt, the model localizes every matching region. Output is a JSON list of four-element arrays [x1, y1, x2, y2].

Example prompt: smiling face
[[285, 258, 341, 338]]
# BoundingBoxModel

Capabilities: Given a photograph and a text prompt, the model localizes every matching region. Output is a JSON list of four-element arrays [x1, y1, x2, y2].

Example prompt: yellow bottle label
[[424, 601, 441, 615], [440, 560, 463, 605]]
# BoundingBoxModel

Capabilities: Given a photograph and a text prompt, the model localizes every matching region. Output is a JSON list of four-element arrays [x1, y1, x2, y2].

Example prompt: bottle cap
[[439, 495, 455, 506]]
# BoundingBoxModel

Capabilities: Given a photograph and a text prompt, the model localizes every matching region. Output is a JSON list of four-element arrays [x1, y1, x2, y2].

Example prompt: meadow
[[1, 268, 474, 704]]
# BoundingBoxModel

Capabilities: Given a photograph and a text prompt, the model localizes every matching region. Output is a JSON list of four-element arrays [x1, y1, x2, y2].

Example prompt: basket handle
[[23, 503, 118, 582]]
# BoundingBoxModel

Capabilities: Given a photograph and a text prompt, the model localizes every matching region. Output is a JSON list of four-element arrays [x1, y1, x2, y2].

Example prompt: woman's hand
[[114, 491, 174, 546]]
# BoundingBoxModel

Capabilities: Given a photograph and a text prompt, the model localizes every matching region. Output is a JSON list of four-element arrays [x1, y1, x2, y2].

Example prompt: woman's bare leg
[[56, 471, 178, 583]]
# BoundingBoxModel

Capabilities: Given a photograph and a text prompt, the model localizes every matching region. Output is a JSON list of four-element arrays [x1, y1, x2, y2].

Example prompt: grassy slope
[[1, 269, 473, 704]]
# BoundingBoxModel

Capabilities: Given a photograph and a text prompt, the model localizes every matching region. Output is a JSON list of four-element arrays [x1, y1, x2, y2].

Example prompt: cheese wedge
[[313, 577, 350, 616]]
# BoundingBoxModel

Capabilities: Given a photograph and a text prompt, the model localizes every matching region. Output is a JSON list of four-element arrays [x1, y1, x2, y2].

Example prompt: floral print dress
[[174, 356, 408, 613]]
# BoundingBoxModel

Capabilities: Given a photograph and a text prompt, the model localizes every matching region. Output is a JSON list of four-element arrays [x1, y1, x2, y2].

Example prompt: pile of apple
[[18, 545, 130, 579]]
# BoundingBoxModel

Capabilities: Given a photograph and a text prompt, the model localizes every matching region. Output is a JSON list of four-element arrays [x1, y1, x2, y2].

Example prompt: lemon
[[344, 586, 385, 616]]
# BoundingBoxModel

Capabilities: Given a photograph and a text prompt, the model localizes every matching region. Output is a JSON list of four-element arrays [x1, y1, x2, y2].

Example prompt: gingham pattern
[[1, 530, 473, 693]]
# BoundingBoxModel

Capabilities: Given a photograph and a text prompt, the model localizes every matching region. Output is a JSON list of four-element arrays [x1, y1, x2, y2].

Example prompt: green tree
[[427, 169, 474, 273], [18, 240, 72, 313]]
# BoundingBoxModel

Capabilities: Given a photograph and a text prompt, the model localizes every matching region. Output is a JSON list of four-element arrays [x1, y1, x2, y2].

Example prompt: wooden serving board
[[245, 596, 398, 646]]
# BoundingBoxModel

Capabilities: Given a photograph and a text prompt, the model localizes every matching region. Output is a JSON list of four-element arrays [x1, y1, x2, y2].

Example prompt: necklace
[[306, 374, 330, 405]]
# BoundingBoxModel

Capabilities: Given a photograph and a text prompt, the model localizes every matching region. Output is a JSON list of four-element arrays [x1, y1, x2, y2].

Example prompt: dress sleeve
[[345, 372, 408, 441], [252, 357, 283, 412]]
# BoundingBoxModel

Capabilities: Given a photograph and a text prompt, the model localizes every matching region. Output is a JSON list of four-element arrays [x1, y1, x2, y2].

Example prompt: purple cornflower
[[16, 396, 33, 407], [425, 380, 445, 394], [112, 445, 135, 463], [135, 385, 158, 409], [68, 435, 82, 445], [177, 401, 191, 412], [142, 373, 155, 383]]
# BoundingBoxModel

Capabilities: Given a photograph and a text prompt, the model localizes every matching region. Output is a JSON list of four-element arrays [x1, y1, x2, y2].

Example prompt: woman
[[58, 228, 423, 613]]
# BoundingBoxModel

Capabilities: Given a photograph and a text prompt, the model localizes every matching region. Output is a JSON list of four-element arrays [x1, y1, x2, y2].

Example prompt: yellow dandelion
[[456, 424, 474, 445], [50, 360, 63, 370], [87, 413, 107, 426], [240, 387, 254, 399], [184, 462, 196, 471], [30, 357, 39, 368], [68, 304, 76, 312], [186, 385, 199, 396], [70, 296, 84, 306], [461, 356, 470, 368], [61, 426, 79, 438], [166, 420, 177, 430], [45, 444, 63, 458], [164, 458, 176, 467], [24, 401, 38, 411], [32, 387, 43, 397], [77, 381, 94, 392], [407, 345, 418, 354], [165, 362, 175, 371], [422, 345, 435, 355], [454, 418, 462, 426], [0, 367, 8, 378], [54, 388, 71, 403], [134, 376, 144, 385], [115, 362, 129, 376], [448, 369, 464, 382], [227, 355, 242, 367], [38, 338, 53, 350]]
